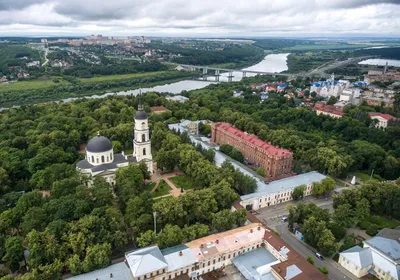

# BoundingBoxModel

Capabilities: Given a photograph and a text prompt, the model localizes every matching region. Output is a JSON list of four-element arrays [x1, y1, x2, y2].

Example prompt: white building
[[166, 95, 189, 103], [68, 223, 326, 280], [76, 97, 153, 184], [240, 171, 327, 211], [369, 113, 397, 129], [339, 228, 400, 280]]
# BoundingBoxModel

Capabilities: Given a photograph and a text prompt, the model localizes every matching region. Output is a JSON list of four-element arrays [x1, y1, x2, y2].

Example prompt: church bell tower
[[133, 93, 153, 173]]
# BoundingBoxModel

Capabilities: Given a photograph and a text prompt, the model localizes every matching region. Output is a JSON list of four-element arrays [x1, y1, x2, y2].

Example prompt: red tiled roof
[[150, 106, 169, 112], [215, 123, 292, 158], [368, 112, 396, 121], [315, 108, 344, 116]]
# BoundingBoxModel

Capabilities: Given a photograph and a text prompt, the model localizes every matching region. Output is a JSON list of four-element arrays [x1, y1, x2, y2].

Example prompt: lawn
[[144, 182, 156, 193], [79, 71, 171, 84], [366, 215, 400, 229], [0, 78, 69, 92], [169, 175, 195, 190], [352, 171, 380, 182], [151, 180, 171, 198]]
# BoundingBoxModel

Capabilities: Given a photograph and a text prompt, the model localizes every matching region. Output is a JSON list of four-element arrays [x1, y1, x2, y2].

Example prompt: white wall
[[86, 148, 114, 166]]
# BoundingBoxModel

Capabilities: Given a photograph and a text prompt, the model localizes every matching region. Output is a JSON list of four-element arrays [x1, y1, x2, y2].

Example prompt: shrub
[[306, 256, 314, 265], [318, 266, 329, 275], [329, 224, 346, 241], [358, 221, 372, 230], [366, 224, 380, 236]]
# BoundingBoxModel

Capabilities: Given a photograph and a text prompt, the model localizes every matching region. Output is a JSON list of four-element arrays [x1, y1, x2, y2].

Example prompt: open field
[[0, 79, 69, 92], [169, 175, 195, 190], [79, 71, 172, 83]]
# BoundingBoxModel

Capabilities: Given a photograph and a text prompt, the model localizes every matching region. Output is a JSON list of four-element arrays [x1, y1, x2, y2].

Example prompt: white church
[[76, 97, 153, 184]]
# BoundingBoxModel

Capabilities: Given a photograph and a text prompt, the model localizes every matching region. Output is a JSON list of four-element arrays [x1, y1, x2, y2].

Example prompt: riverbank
[[0, 70, 196, 108]]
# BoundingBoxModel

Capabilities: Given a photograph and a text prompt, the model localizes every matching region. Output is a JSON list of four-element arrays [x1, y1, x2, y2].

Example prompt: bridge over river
[[177, 64, 358, 81]]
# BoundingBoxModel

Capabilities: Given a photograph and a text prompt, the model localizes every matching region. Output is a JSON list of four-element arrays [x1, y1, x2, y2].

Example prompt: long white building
[[240, 171, 326, 211]]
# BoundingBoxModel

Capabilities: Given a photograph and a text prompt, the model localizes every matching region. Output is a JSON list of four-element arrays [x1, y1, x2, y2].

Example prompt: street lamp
[[153, 211, 157, 238]]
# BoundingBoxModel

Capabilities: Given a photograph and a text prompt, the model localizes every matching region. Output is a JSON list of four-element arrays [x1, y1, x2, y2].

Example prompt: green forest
[[148, 43, 265, 67], [0, 77, 399, 278]]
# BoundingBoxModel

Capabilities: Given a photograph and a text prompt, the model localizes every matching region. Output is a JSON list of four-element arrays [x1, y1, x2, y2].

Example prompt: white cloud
[[0, 0, 399, 36]]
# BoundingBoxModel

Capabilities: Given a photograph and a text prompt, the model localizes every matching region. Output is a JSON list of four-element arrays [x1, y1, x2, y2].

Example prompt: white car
[[281, 216, 288, 222]]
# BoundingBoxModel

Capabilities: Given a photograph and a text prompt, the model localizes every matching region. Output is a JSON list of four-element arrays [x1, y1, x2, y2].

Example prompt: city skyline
[[0, 0, 400, 37]]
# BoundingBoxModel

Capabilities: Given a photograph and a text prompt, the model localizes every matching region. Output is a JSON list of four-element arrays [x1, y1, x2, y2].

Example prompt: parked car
[[315, 252, 324, 260], [281, 216, 288, 222]]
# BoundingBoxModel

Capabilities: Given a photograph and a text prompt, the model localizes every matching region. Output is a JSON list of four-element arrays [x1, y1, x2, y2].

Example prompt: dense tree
[[292, 185, 306, 201], [156, 224, 185, 249], [2, 237, 24, 272], [137, 230, 156, 248]]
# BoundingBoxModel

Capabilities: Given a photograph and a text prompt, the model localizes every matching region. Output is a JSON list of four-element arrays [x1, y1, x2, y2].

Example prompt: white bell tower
[[133, 93, 153, 174]]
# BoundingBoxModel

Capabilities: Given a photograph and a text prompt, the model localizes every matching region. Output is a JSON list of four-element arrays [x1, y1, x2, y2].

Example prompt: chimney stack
[[179, 251, 183, 256]]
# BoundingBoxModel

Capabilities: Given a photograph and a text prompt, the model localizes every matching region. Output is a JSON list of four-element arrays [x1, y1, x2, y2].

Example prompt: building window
[[110, 153, 113, 160], [143, 148, 146, 155], [96, 158, 99, 163], [142, 134, 146, 142], [91, 155, 94, 163], [101, 155, 105, 163]]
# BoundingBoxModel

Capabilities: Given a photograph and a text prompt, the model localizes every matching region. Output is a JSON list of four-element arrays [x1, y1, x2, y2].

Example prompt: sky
[[0, 0, 400, 37]]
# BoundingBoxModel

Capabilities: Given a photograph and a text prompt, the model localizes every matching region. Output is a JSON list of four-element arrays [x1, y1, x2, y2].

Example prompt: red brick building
[[211, 122, 293, 181]]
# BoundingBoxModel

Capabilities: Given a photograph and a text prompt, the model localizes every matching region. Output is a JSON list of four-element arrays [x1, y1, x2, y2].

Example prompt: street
[[254, 197, 357, 280]]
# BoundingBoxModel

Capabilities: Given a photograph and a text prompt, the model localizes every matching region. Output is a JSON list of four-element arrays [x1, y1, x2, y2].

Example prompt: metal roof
[[231, 247, 279, 280], [86, 135, 113, 153], [240, 171, 326, 201], [365, 237, 400, 262], [125, 246, 168, 277], [162, 245, 196, 272], [340, 246, 373, 268], [67, 262, 133, 280]]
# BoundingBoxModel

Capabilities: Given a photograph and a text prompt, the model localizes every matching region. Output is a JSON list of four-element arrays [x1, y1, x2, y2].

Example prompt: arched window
[[91, 156, 94, 163], [101, 155, 105, 163], [110, 153, 113, 160], [142, 134, 146, 142], [143, 148, 146, 156], [142, 122, 145, 128], [106, 156, 109, 162], [96, 158, 99, 163]]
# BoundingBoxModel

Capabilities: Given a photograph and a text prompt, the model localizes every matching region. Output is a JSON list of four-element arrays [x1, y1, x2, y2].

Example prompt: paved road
[[275, 224, 356, 280]]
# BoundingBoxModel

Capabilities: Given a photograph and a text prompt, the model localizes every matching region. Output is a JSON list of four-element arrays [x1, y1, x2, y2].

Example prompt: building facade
[[240, 171, 326, 210], [211, 122, 293, 181], [339, 228, 400, 280], [68, 223, 327, 280], [369, 113, 397, 129]]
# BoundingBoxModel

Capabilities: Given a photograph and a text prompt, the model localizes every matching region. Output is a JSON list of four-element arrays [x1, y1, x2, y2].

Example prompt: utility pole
[[153, 211, 157, 238]]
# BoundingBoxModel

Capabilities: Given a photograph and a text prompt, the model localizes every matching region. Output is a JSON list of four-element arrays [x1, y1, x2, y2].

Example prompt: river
[[62, 53, 290, 103], [358, 58, 400, 67], [1, 53, 290, 109]]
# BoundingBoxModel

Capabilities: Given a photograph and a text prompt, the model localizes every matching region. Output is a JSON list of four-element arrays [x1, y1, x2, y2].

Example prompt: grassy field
[[367, 215, 400, 229], [79, 71, 172, 83], [0, 70, 176, 93], [0, 79, 69, 92], [144, 182, 156, 193], [151, 180, 171, 198], [169, 175, 195, 190], [352, 171, 380, 182]]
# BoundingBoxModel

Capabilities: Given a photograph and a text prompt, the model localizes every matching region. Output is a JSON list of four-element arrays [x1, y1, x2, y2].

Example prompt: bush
[[358, 221, 373, 230], [318, 266, 329, 275], [366, 224, 380, 236], [329, 224, 346, 241], [306, 256, 314, 265]]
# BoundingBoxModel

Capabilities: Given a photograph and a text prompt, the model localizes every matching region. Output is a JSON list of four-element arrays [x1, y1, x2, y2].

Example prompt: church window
[[110, 153, 113, 160], [142, 122, 145, 128], [101, 156, 105, 163], [91, 156, 94, 163], [142, 134, 146, 142], [143, 148, 146, 155], [96, 158, 99, 163], [106, 156, 109, 161]]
